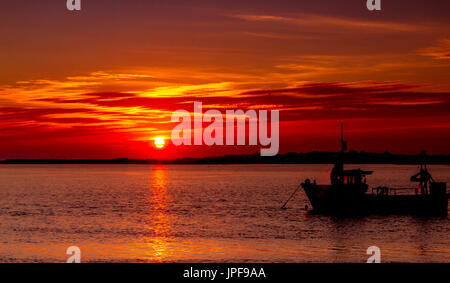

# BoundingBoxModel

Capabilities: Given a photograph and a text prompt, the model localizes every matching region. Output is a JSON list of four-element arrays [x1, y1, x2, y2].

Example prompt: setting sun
[[154, 137, 165, 149]]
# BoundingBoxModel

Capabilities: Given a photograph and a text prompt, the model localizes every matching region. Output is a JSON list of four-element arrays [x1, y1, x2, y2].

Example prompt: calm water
[[0, 164, 448, 263]]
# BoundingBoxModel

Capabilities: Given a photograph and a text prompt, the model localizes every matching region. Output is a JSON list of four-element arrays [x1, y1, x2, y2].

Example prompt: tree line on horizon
[[1, 150, 450, 164]]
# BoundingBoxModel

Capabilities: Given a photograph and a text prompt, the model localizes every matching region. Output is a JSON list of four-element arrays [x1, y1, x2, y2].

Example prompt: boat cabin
[[331, 168, 373, 186]]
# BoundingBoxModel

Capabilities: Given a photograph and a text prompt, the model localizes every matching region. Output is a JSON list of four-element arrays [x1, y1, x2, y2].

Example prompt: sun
[[154, 137, 165, 149]]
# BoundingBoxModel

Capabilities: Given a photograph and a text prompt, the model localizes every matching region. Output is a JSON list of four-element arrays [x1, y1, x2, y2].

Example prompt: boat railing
[[372, 187, 419, 196]]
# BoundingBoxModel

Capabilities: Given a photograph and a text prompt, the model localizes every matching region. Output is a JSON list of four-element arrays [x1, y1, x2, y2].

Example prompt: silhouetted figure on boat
[[410, 151, 433, 195]]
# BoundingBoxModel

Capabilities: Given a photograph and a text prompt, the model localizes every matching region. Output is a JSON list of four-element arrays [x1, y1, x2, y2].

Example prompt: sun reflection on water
[[144, 165, 173, 261]]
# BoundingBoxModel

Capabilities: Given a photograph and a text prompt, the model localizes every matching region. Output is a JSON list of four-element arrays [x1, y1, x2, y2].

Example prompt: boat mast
[[331, 123, 347, 185], [341, 122, 347, 153]]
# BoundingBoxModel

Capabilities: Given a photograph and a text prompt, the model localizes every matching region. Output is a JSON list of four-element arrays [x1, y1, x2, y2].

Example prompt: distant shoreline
[[1, 151, 450, 165]]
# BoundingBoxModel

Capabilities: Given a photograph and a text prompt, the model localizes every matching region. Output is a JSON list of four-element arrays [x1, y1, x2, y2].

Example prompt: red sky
[[0, 0, 450, 159]]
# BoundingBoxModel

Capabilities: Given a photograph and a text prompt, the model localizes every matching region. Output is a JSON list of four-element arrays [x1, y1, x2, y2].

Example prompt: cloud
[[1, 67, 450, 157], [232, 14, 422, 32], [417, 39, 450, 60]]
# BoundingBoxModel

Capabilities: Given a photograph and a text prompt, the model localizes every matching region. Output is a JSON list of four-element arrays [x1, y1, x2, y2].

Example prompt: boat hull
[[302, 183, 448, 215]]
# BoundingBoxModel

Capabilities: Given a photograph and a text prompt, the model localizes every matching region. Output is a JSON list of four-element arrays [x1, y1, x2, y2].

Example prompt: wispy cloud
[[232, 14, 423, 32], [2, 71, 450, 157], [417, 38, 450, 60]]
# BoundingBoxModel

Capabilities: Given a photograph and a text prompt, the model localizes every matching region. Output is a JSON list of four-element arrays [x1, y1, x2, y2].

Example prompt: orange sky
[[0, 1, 449, 159]]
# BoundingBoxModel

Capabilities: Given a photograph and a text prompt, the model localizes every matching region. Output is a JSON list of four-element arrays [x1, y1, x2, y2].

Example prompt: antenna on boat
[[341, 122, 347, 152]]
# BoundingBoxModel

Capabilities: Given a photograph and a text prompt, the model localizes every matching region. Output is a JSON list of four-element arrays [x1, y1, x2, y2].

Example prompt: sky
[[0, 0, 449, 159]]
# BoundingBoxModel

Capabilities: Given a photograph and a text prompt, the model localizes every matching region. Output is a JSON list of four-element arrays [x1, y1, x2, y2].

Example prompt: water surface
[[0, 164, 448, 262]]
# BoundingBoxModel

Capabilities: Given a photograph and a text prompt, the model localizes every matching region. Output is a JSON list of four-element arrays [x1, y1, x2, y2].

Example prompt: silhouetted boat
[[301, 123, 448, 215]]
